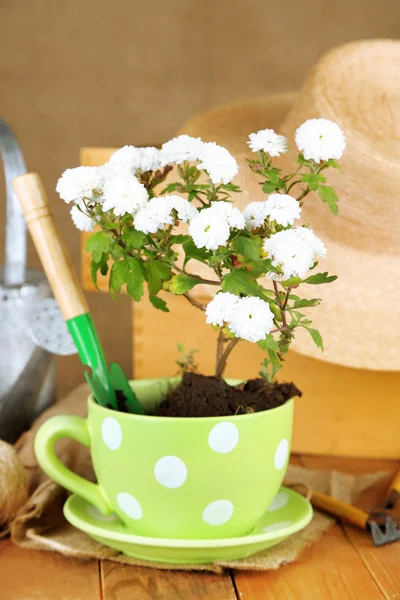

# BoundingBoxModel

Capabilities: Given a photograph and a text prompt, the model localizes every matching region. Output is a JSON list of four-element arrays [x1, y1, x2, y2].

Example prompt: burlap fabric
[[2, 384, 385, 573]]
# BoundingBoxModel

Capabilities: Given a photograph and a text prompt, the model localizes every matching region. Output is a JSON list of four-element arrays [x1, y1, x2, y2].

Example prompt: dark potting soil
[[153, 372, 302, 418]]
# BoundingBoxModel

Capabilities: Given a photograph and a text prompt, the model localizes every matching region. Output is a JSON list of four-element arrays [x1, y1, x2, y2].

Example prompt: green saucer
[[64, 487, 312, 564]]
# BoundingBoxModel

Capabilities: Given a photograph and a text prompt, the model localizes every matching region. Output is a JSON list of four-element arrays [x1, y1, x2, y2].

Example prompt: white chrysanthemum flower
[[108, 145, 162, 175], [197, 142, 239, 185], [168, 195, 198, 222], [160, 134, 204, 165], [248, 129, 288, 156], [102, 172, 148, 217], [264, 193, 301, 226], [134, 195, 197, 234], [243, 201, 270, 229], [189, 208, 230, 250], [295, 226, 327, 259], [205, 292, 239, 327], [228, 297, 274, 343], [70, 203, 95, 232], [134, 197, 175, 234], [209, 201, 245, 229], [263, 226, 326, 280], [56, 166, 104, 204], [295, 118, 346, 163]]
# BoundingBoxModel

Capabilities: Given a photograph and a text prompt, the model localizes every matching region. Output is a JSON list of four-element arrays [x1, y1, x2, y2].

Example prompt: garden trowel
[[13, 172, 144, 414]]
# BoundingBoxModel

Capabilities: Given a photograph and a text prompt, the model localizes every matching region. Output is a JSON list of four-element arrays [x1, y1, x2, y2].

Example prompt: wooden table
[[1, 454, 399, 599]]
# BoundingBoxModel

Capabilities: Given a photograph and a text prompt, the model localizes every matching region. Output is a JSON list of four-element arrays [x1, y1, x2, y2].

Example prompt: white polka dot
[[274, 438, 289, 470], [208, 422, 239, 454], [102, 417, 122, 450], [117, 492, 142, 520], [202, 500, 234, 526], [86, 505, 117, 522], [263, 520, 292, 533], [267, 491, 289, 512], [154, 456, 187, 488]]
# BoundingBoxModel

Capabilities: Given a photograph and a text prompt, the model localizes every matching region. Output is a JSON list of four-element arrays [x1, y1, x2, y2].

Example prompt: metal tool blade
[[370, 517, 400, 546], [29, 297, 77, 356]]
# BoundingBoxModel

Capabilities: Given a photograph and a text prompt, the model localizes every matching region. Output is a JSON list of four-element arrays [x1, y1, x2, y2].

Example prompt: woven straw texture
[[180, 40, 400, 371]]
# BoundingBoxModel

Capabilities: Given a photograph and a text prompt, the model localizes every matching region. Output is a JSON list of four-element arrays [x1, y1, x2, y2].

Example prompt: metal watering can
[[0, 120, 56, 442]]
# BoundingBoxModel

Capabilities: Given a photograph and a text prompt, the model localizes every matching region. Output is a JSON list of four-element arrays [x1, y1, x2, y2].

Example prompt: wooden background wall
[[1, 0, 399, 396]]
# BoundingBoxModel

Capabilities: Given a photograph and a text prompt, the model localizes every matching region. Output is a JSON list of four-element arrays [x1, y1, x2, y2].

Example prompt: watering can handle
[[12, 173, 89, 320]]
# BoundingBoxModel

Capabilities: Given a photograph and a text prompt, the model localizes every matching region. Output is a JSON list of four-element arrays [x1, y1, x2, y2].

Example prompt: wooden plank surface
[[300, 455, 400, 600], [233, 525, 385, 600], [100, 563, 236, 600], [0, 541, 101, 600]]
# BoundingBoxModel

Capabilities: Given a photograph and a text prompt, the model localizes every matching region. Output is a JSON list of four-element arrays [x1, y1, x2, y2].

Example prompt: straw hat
[[179, 39, 400, 371]]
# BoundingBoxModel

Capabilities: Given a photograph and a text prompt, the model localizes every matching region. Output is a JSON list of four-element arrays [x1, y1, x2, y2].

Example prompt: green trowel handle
[[67, 313, 112, 398]]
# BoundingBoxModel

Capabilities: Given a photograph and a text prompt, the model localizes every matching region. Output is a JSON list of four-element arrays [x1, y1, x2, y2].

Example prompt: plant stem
[[296, 187, 311, 204], [281, 287, 291, 311], [273, 280, 289, 331], [215, 328, 227, 373], [182, 292, 206, 312], [286, 179, 301, 194], [215, 335, 240, 379], [173, 264, 221, 286]]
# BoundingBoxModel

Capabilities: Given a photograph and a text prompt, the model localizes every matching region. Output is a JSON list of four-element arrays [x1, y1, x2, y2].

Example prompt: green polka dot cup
[[34, 378, 294, 540]]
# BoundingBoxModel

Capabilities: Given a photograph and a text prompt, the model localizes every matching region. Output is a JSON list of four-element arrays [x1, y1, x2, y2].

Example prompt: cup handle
[[34, 415, 111, 515]]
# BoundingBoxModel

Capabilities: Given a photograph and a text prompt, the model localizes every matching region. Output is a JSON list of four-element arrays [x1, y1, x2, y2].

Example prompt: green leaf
[[301, 326, 324, 351], [266, 168, 280, 184], [301, 173, 326, 191], [85, 232, 111, 263], [258, 334, 279, 351], [326, 159, 343, 172], [108, 257, 145, 301], [319, 185, 339, 215], [293, 298, 321, 308], [109, 259, 129, 294], [262, 181, 277, 194], [90, 252, 109, 290], [160, 182, 179, 195], [221, 269, 265, 298], [221, 183, 241, 193], [149, 294, 169, 312], [296, 153, 316, 168], [163, 274, 200, 294], [123, 228, 147, 249], [183, 238, 210, 266], [231, 236, 260, 261], [188, 190, 198, 203], [267, 347, 281, 369], [125, 257, 144, 302], [143, 248, 158, 260], [281, 276, 302, 288], [146, 261, 172, 295], [245, 258, 280, 278], [110, 244, 124, 259], [303, 272, 338, 285], [169, 234, 191, 246]]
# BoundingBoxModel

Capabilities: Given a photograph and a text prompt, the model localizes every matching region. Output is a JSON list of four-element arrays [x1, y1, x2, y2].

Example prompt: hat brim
[[179, 93, 400, 371]]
